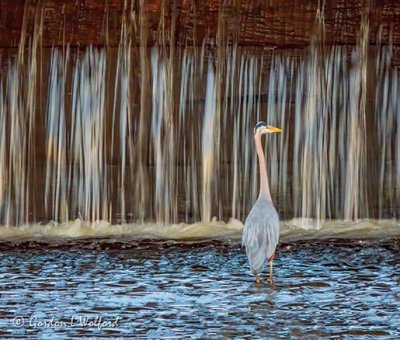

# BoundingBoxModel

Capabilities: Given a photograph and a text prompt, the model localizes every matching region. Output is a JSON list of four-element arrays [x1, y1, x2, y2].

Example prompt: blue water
[[0, 238, 399, 338]]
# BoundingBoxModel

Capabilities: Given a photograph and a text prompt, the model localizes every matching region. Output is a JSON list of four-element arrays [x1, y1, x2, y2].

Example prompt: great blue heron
[[242, 121, 282, 284]]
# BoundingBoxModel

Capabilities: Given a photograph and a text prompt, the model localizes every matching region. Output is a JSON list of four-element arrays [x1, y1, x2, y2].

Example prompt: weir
[[0, 1, 399, 228]]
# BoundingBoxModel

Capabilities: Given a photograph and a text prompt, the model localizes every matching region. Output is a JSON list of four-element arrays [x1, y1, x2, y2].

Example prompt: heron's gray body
[[242, 197, 280, 275]]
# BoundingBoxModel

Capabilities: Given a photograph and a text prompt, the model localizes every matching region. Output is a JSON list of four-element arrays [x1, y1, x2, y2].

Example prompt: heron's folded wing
[[242, 200, 280, 272]]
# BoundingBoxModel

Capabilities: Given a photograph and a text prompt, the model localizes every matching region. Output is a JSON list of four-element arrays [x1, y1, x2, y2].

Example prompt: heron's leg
[[255, 275, 261, 284], [269, 252, 275, 284]]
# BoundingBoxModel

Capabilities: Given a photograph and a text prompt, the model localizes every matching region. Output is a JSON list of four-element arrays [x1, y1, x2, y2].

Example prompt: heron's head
[[254, 121, 283, 135]]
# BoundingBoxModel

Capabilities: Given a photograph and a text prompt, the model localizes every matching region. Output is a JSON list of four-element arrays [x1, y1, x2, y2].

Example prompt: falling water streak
[[238, 55, 247, 220], [45, 49, 69, 222], [266, 55, 279, 198], [337, 48, 349, 219], [243, 57, 252, 218], [292, 59, 304, 218], [221, 46, 230, 217], [201, 58, 216, 223], [240, 56, 254, 221], [137, 0, 149, 223], [277, 58, 291, 215], [179, 49, 189, 220], [301, 36, 328, 224], [69, 48, 108, 223], [190, 51, 200, 222], [26, 2, 44, 223], [245, 56, 256, 215], [375, 27, 399, 218], [265, 54, 294, 219], [188, 43, 203, 223], [112, 6, 133, 223], [233, 55, 244, 220], [151, 47, 177, 224], [266, 54, 287, 214], [344, 13, 369, 220], [0, 87, 5, 210], [6, 64, 27, 226], [179, 48, 198, 222], [168, 2, 178, 224], [230, 46, 239, 218], [396, 68, 400, 208], [150, 47, 161, 223], [325, 47, 337, 219], [387, 67, 397, 213], [0, 1, 32, 226]]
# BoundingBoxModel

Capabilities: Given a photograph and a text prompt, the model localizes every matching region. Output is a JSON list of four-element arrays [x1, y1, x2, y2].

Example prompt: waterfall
[[0, 10, 399, 227]]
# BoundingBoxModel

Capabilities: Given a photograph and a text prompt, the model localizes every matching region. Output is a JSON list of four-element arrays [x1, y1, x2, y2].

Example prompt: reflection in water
[[0, 239, 398, 337]]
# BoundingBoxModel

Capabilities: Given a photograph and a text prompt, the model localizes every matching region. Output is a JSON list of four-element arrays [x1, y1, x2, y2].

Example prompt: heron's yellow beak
[[267, 125, 283, 133]]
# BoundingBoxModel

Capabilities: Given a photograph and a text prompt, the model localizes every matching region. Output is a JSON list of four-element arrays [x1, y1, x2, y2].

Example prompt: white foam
[[280, 218, 400, 242], [0, 218, 398, 242]]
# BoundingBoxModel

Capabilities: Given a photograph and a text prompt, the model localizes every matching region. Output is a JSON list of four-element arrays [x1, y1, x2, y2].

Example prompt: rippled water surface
[[0, 238, 399, 338]]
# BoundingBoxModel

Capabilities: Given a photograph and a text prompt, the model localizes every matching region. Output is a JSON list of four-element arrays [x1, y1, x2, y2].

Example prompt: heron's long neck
[[255, 132, 272, 201]]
